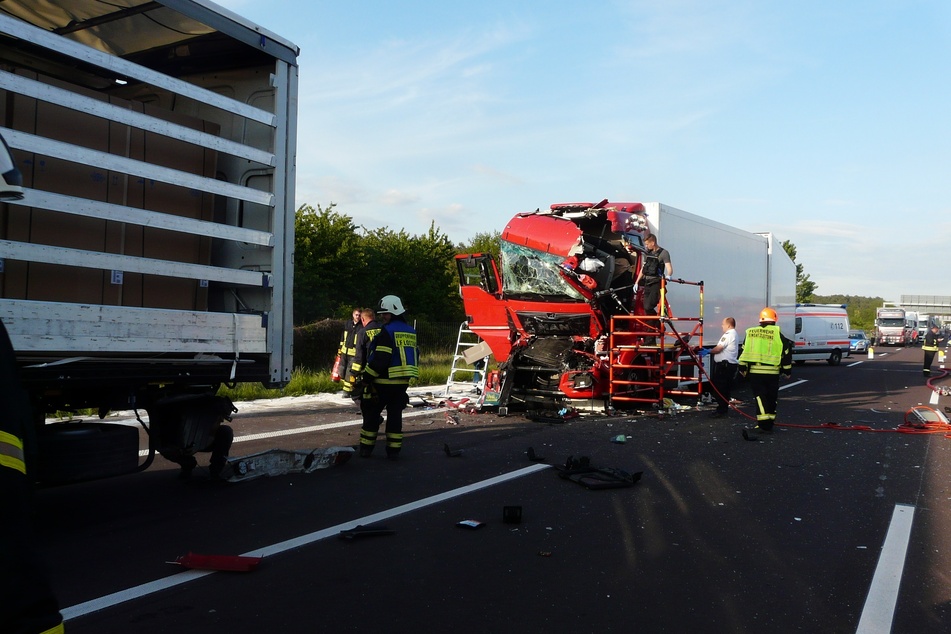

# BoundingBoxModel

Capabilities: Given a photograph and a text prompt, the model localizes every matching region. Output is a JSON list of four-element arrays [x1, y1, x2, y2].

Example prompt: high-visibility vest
[[739, 325, 787, 375]]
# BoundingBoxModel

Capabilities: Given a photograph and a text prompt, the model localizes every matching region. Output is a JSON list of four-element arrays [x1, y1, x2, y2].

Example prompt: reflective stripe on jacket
[[339, 319, 361, 356], [350, 321, 382, 375], [366, 319, 419, 384], [0, 429, 26, 475]]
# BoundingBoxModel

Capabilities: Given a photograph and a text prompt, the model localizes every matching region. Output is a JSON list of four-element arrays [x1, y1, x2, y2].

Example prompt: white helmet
[[377, 295, 406, 316]]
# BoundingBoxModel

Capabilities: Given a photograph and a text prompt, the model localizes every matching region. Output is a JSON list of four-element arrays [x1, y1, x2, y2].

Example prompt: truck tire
[[36, 423, 140, 484], [827, 350, 842, 366]]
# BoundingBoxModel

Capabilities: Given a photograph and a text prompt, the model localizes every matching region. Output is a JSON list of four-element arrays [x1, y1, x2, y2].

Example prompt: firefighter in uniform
[[349, 308, 382, 451], [337, 308, 362, 397], [922, 323, 945, 377], [738, 307, 793, 436], [361, 296, 419, 460], [1, 319, 66, 634], [0, 134, 65, 633]]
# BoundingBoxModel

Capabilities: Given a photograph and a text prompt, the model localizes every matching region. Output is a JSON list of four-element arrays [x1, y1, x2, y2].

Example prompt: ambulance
[[781, 304, 852, 365]]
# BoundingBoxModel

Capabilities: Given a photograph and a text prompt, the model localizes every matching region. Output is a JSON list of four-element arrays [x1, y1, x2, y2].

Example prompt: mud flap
[[496, 364, 516, 415]]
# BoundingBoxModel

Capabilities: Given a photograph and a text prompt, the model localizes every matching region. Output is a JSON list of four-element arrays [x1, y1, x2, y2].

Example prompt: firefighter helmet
[[759, 307, 778, 323], [377, 295, 406, 316]]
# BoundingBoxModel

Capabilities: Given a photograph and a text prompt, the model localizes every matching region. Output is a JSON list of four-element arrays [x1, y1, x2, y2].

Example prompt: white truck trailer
[[0, 0, 298, 482], [875, 306, 913, 346], [639, 203, 797, 342]]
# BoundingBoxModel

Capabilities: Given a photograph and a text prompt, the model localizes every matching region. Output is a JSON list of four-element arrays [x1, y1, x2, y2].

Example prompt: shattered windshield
[[499, 242, 584, 301]]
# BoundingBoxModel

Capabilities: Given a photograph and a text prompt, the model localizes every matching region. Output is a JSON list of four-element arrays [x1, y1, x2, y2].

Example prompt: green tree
[[811, 294, 884, 332], [459, 231, 501, 259], [360, 222, 463, 322], [294, 203, 363, 324], [782, 240, 817, 303]]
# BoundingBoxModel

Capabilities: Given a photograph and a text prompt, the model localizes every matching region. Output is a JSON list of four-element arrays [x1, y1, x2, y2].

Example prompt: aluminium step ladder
[[444, 322, 490, 397]]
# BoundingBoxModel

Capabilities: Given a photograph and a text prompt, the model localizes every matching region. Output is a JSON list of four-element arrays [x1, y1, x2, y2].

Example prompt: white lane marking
[[855, 503, 915, 634], [137, 408, 439, 457], [779, 379, 807, 391], [61, 462, 552, 621], [848, 360, 864, 367]]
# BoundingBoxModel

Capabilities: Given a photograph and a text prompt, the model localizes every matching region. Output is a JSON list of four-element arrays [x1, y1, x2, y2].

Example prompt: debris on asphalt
[[169, 552, 262, 572], [555, 455, 643, 490], [502, 506, 522, 524], [456, 519, 485, 529], [220, 446, 355, 482], [526, 447, 545, 462], [443, 443, 463, 457], [338, 524, 397, 540], [741, 429, 760, 442]]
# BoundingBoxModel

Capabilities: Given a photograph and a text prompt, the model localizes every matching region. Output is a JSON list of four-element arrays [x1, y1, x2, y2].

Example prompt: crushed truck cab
[[456, 200, 797, 416], [457, 201, 696, 414]]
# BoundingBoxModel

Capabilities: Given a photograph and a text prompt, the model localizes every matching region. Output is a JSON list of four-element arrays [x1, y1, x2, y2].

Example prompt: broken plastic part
[[503, 506, 522, 524], [220, 447, 355, 482], [338, 524, 396, 540], [171, 552, 262, 572], [526, 447, 545, 462]]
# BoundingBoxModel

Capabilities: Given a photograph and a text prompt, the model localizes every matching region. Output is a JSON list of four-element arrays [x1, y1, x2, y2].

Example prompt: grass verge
[[217, 357, 455, 402]]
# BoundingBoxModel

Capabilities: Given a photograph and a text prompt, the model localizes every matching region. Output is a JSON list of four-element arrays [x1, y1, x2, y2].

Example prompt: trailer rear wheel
[[827, 350, 842, 366], [36, 423, 140, 484]]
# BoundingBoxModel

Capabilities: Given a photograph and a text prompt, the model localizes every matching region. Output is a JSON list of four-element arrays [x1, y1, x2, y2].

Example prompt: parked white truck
[[875, 306, 914, 346], [456, 200, 796, 414], [918, 314, 939, 339], [0, 0, 298, 482]]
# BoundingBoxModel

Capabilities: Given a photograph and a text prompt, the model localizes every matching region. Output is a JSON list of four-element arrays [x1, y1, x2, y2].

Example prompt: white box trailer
[[640, 203, 796, 344], [0, 0, 298, 482]]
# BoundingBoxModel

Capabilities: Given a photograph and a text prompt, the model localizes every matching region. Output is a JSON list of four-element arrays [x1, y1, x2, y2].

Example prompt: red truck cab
[[456, 200, 696, 414]]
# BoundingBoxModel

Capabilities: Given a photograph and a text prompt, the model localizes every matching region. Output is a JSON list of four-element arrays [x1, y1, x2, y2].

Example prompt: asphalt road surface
[[33, 345, 951, 633]]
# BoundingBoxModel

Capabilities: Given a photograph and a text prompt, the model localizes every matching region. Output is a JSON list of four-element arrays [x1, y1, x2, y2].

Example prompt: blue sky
[[216, 0, 950, 300]]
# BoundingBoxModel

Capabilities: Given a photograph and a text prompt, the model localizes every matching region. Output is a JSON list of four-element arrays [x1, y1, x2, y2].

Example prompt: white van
[[780, 304, 852, 365]]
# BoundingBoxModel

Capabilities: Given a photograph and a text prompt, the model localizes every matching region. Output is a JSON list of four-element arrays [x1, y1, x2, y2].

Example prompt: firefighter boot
[[359, 429, 378, 457], [386, 432, 404, 461]]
